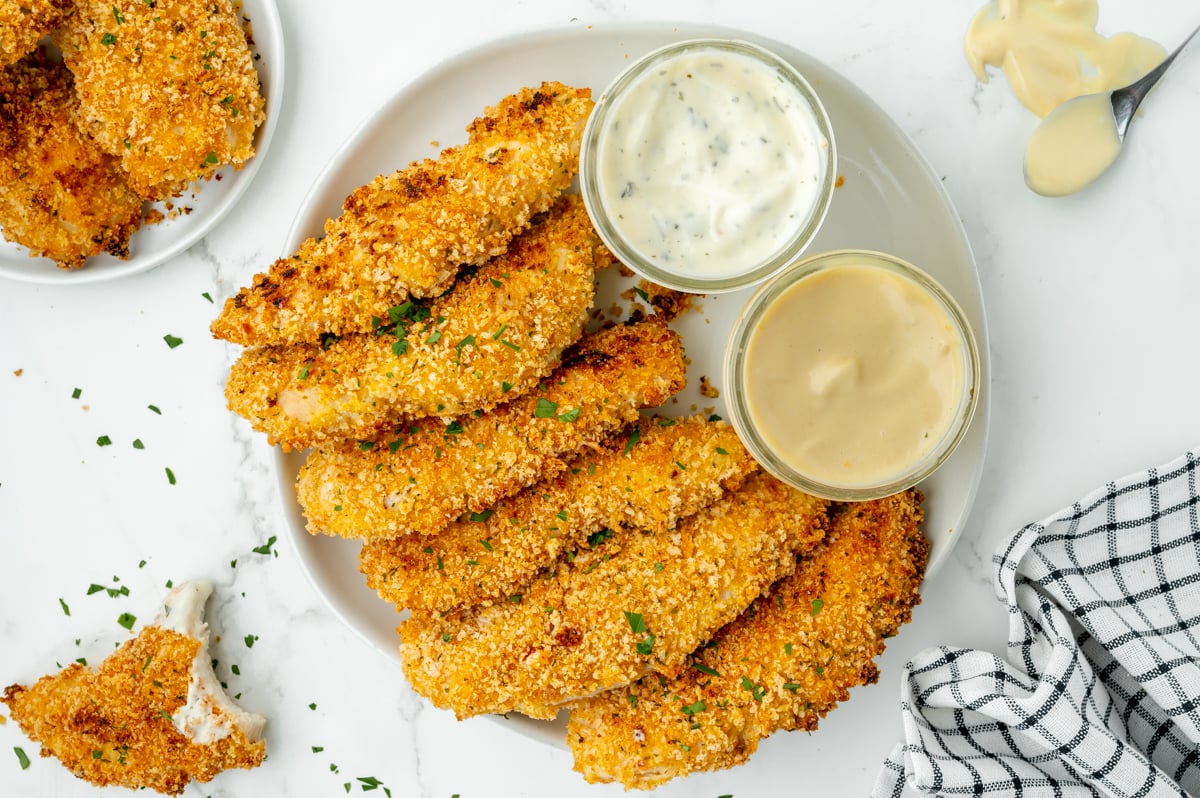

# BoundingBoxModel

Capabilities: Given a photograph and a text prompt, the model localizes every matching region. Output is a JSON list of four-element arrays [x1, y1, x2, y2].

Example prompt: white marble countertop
[[3, 1, 1200, 796]]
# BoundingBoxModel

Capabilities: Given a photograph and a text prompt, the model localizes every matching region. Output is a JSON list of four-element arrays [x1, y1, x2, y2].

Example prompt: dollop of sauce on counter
[[1024, 92, 1122, 196], [593, 44, 828, 278], [743, 264, 965, 488], [965, 0, 1164, 118]]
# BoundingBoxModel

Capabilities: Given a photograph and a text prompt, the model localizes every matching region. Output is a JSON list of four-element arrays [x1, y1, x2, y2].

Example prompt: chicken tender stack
[[2, 582, 265, 795], [211, 82, 593, 346], [400, 473, 829, 720], [0, 51, 143, 268], [54, 0, 266, 199], [0, 0, 69, 67], [297, 319, 687, 540], [566, 491, 928, 789], [225, 195, 605, 450], [360, 416, 758, 613]]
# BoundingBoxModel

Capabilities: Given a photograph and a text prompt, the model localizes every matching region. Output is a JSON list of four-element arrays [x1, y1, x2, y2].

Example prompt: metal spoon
[[1024, 23, 1200, 197]]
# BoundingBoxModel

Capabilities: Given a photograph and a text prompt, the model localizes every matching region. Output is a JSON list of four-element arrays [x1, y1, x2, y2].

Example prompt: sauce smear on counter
[[594, 46, 827, 278], [743, 264, 965, 488]]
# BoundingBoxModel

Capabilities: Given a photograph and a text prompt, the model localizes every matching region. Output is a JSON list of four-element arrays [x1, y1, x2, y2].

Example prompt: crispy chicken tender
[[0, 0, 69, 67], [297, 319, 686, 540], [360, 416, 758, 613], [0, 52, 143, 268], [400, 473, 829, 720], [211, 82, 593, 347], [224, 196, 604, 451], [2, 582, 265, 795], [53, 0, 266, 199], [565, 491, 928, 789]]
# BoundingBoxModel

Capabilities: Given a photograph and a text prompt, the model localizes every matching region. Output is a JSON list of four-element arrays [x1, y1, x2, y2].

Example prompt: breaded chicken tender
[[0, 0, 69, 67], [360, 416, 758, 613], [2, 582, 265, 795], [211, 82, 592, 347], [566, 491, 928, 789], [53, 0, 266, 199], [400, 474, 828, 720], [297, 319, 686, 540], [0, 52, 143, 268], [224, 196, 604, 451]]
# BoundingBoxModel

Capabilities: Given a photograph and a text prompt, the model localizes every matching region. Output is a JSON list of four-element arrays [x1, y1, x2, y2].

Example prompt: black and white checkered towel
[[872, 449, 1200, 798]]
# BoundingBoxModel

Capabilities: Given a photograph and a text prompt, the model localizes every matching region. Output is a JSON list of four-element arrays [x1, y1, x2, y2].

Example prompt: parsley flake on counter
[[58, 598, 70, 616], [252, 535, 278, 556], [164, 467, 176, 485], [356, 775, 390, 794], [308, 702, 317, 710], [147, 404, 161, 415], [162, 334, 183, 349], [13, 746, 30, 770], [71, 387, 81, 399], [132, 439, 145, 449], [201, 292, 214, 303], [243, 634, 258, 648], [311, 745, 324, 753], [96, 435, 112, 447], [117, 613, 136, 630]]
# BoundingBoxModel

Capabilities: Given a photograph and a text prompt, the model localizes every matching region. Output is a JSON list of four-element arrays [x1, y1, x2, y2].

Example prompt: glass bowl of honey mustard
[[579, 38, 836, 293], [724, 250, 981, 501]]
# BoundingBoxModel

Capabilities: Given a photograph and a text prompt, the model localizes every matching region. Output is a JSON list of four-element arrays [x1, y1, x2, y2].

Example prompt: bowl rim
[[722, 248, 983, 501], [578, 36, 837, 294]]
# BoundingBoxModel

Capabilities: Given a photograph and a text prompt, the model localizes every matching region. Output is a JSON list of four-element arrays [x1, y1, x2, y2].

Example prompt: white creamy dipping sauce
[[1024, 93, 1122, 196], [743, 264, 965, 488], [594, 46, 828, 278]]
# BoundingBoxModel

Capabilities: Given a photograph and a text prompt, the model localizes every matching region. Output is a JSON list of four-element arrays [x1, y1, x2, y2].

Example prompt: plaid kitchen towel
[[872, 449, 1200, 798]]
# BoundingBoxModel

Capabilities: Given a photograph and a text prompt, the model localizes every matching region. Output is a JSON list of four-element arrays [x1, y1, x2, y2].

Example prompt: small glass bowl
[[723, 250, 981, 501], [579, 38, 836, 293]]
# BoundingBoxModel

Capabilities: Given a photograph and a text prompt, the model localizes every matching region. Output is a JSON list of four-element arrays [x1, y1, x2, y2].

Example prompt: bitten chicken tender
[[360, 416, 758, 613], [400, 473, 829, 720], [53, 0, 266, 199], [0, 52, 143, 268], [297, 319, 686, 540], [0, 0, 69, 67], [224, 196, 604, 451], [2, 582, 265, 795], [211, 81, 592, 347], [566, 491, 928, 789]]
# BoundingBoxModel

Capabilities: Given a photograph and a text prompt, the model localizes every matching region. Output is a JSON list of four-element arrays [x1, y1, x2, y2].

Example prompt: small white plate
[[0, 0, 285, 284], [274, 21, 991, 747]]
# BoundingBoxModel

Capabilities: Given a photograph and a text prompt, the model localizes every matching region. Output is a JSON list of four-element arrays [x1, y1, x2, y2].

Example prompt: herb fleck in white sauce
[[595, 47, 827, 278]]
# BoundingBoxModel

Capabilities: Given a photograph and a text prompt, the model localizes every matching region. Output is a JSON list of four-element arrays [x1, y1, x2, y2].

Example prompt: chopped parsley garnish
[[708, 413, 723, 422], [112, 7, 125, 23], [244, 634, 258, 648], [454, 335, 475, 364], [491, 323, 508, 339], [71, 387, 82, 399], [499, 339, 520, 351], [715, 447, 729, 456], [534, 398, 559, 418], [634, 286, 650, 302], [148, 404, 161, 415], [811, 599, 824, 616], [627, 694, 638, 708], [680, 700, 706, 715], [636, 635, 656, 656], [96, 435, 112, 447], [204, 151, 218, 165], [426, 330, 442, 345], [13, 747, 30, 769], [309, 703, 317, 710], [656, 417, 676, 426], [358, 440, 376, 451], [674, 461, 687, 471], [469, 510, 493, 523], [58, 598, 70, 616], [132, 439, 144, 449], [478, 538, 494, 552], [297, 363, 310, 380], [100, 32, 117, 46], [740, 676, 766, 702], [691, 662, 721, 677], [444, 421, 463, 436], [201, 291, 213, 303], [312, 745, 324, 753], [117, 613, 137, 630], [586, 528, 612, 548], [252, 535, 278, 556], [501, 381, 513, 393], [164, 467, 176, 485], [162, 334, 183, 349], [622, 427, 641, 456], [783, 683, 801, 692], [508, 594, 522, 603], [489, 277, 503, 288], [623, 611, 646, 634], [557, 407, 580, 422], [554, 510, 568, 522]]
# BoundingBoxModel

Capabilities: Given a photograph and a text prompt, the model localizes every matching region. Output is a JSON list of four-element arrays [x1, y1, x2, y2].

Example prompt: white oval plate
[[274, 21, 991, 747], [0, 0, 285, 284]]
